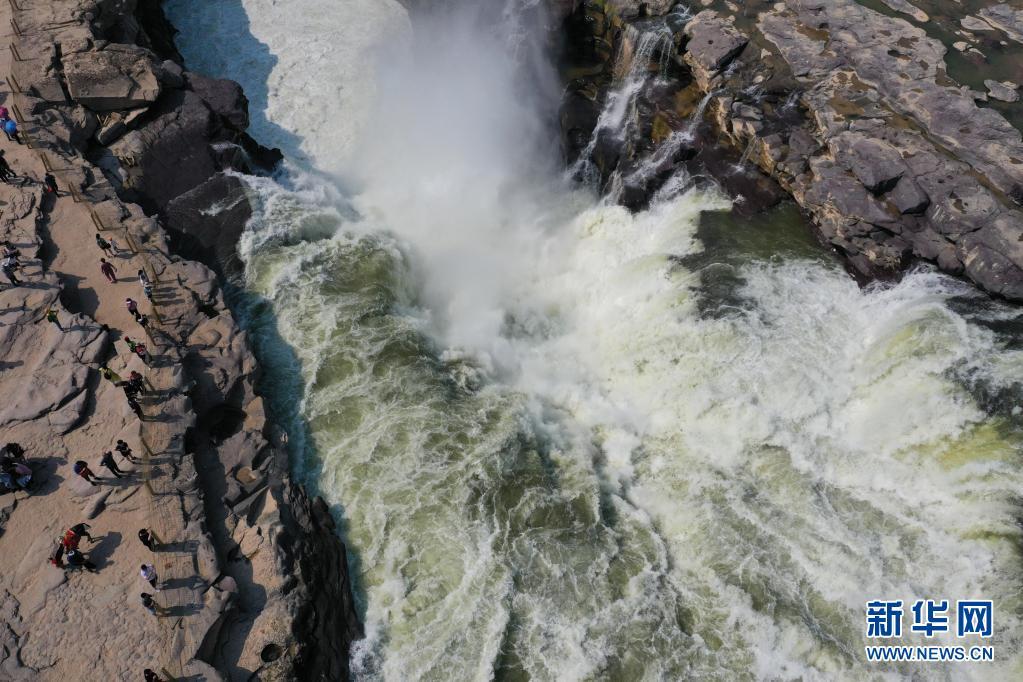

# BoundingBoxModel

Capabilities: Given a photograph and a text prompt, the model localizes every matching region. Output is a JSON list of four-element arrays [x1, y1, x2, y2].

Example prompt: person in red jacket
[[99, 258, 118, 283]]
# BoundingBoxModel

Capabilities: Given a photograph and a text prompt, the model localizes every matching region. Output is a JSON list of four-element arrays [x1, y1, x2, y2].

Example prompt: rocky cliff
[[0, 0, 360, 679], [558, 0, 1023, 301]]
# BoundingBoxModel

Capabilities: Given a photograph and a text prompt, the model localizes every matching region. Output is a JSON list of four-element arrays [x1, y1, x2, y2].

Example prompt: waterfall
[[680, 90, 714, 143], [567, 18, 678, 183], [167, 0, 1023, 679], [736, 135, 758, 170]]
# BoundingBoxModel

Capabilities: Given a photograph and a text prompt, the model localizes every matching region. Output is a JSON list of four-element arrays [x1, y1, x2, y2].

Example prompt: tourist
[[67, 522, 95, 544], [132, 339, 150, 365], [1, 241, 18, 259], [100, 365, 122, 384], [126, 297, 139, 315], [66, 549, 98, 572], [43, 173, 58, 194], [62, 528, 82, 551], [140, 563, 160, 590], [48, 540, 65, 568], [135, 312, 150, 332], [116, 439, 139, 464], [125, 336, 150, 364], [0, 460, 30, 491], [73, 460, 100, 485], [127, 395, 145, 420], [140, 592, 161, 616], [95, 233, 114, 256], [138, 528, 158, 551], [4, 118, 20, 143], [138, 269, 151, 288], [0, 151, 14, 182], [122, 378, 140, 399], [0, 106, 9, 122], [100, 258, 117, 283], [143, 281, 154, 300], [128, 370, 146, 395], [2, 254, 21, 286], [100, 451, 125, 478], [144, 669, 164, 682], [45, 307, 64, 332], [1, 442, 25, 462]]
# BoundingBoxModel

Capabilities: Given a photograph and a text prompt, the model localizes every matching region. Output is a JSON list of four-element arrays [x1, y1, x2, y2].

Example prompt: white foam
[[167, 0, 1023, 678]]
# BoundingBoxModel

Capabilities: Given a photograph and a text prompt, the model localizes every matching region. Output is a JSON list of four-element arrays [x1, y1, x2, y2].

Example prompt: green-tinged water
[[166, 0, 1023, 679]]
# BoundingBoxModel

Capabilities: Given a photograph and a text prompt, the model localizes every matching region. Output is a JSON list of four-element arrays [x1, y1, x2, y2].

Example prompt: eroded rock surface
[[557, 0, 1023, 300], [0, 0, 361, 679]]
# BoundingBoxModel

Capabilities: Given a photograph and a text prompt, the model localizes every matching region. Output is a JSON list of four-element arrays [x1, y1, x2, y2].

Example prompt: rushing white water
[[167, 1, 1023, 679]]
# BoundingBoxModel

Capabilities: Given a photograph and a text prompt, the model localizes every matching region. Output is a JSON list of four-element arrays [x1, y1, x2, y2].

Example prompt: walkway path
[[0, 1, 235, 679]]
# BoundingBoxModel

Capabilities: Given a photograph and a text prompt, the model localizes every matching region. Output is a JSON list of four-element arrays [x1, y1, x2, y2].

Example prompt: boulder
[[63, 46, 161, 111], [164, 173, 253, 273], [889, 177, 929, 215], [832, 133, 907, 194], [978, 4, 1023, 43], [878, 0, 928, 23], [683, 11, 748, 89], [961, 15, 997, 33], [106, 89, 216, 210], [186, 72, 250, 130], [610, 0, 675, 17], [984, 79, 1019, 103]]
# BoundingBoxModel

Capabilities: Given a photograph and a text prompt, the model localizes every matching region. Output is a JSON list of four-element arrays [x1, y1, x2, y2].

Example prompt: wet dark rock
[[165, 173, 253, 274], [557, 0, 1023, 301], [186, 72, 250, 131]]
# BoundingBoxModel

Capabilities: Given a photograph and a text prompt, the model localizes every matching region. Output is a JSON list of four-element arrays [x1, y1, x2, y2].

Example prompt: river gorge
[[166, 0, 1023, 679]]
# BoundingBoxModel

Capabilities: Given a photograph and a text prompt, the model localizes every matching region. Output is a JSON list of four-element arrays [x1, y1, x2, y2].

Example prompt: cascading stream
[[167, 1, 1023, 679]]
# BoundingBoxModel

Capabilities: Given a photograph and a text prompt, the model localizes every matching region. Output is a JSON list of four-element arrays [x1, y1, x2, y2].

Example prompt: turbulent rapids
[[167, 0, 1023, 679]]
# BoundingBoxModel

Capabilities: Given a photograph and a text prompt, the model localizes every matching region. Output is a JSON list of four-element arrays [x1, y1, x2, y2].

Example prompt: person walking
[[122, 378, 140, 399], [45, 307, 65, 332], [127, 394, 145, 421], [68, 522, 95, 543], [100, 450, 125, 478], [140, 563, 160, 590], [144, 669, 165, 682], [116, 439, 140, 464], [138, 270, 154, 301], [128, 371, 146, 395], [99, 365, 122, 384], [100, 258, 117, 283], [2, 255, 20, 286], [1, 442, 25, 461], [134, 312, 150, 332], [133, 340, 150, 365], [0, 151, 15, 183], [140, 592, 162, 616], [43, 173, 58, 194], [95, 233, 114, 256], [4, 118, 20, 143], [138, 528, 158, 551], [126, 297, 139, 316], [48, 540, 65, 568], [65, 548, 98, 572], [73, 460, 100, 485]]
